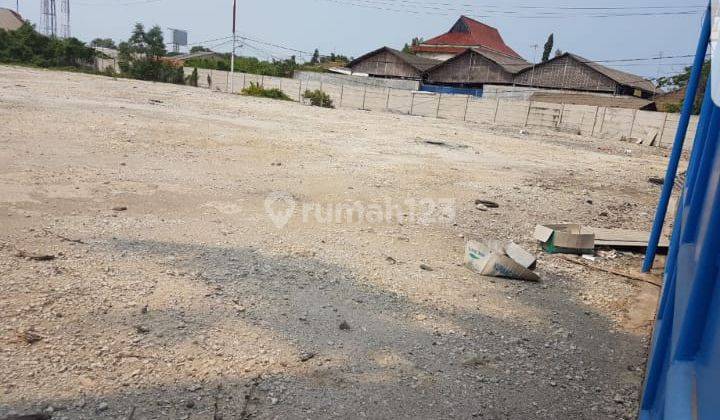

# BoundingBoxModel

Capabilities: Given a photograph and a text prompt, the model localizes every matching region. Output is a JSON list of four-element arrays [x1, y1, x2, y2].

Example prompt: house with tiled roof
[[411, 16, 522, 61], [342, 16, 656, 105]]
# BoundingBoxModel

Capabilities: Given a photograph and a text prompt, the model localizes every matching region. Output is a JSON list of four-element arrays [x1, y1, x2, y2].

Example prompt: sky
[[1, 0, 707, 78]]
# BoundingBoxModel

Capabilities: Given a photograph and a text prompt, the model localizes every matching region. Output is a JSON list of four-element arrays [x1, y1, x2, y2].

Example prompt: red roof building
[[411, 16, 522, 61]]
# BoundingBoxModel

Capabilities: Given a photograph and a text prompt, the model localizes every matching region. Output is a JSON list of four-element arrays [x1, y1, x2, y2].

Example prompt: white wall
[[186, 67, 698, 150]]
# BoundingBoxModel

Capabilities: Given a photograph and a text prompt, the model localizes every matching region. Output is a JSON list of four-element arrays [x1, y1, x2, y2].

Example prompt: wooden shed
[[514, 53, 656, 98], [346, 47, 441, 80], [424, 47, 531, 86]]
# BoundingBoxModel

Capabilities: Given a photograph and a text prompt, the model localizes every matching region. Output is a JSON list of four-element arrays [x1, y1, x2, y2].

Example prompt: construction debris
[[474, 199, 499, 208], [591, 227, 669, 249], [18, 329, 44, 344], [13, 250, 56, 261], [464, 239, 539, 282], [633, 128, 659, 147], [534, 224, 595, 255], [534, 224, 669, 253], [419, 263, 434, 271], [1, 413, 51, 420], [420, 139, 469, 149], [557, 255, 661, 287]]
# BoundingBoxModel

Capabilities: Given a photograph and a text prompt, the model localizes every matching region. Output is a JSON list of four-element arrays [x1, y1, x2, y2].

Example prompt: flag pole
[[230, 0, 237, 93]]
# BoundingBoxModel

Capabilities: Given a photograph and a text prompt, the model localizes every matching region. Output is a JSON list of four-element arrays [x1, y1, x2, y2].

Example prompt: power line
[[363, 0, 703, 12], [237, 35, 313, 56], [187, 35, 234, 47], [74, 0, 163, 6], [314, 0, 703, 18]]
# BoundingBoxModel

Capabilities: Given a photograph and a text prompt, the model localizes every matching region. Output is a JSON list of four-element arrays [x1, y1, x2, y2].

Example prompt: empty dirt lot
[[0, 65, 673, 419]]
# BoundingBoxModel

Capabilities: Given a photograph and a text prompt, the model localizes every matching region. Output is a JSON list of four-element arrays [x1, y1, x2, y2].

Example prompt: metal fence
[[186, 67, 698, 149]]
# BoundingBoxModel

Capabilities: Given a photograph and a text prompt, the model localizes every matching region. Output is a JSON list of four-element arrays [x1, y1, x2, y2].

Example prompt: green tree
[[145, 25, 166, 59], [190, 46, 212, 53], [656, 60, 710, 114], [402, 37, 424, 54], [186, 67, 198, 87], [310, 48, 320, 64], [117, 22, 183, 84], [321, 52, 349, 64], [128, 23, 147, 54], [542, 33, 553, 62], [90, 38, 117, 49], [117, 41, 131, 72], [0, 23, 95, 67]]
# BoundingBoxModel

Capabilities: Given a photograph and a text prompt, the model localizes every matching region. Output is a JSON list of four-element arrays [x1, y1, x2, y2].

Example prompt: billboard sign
[[172, 29, 188, 46]]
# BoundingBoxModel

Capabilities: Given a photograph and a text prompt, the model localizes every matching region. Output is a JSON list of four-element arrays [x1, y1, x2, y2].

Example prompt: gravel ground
[[0, 65, 674, 419]]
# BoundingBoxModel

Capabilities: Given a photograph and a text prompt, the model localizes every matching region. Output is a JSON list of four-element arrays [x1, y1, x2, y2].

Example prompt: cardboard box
[[534, 224, 595, 255], [464, 239, 540, 282]]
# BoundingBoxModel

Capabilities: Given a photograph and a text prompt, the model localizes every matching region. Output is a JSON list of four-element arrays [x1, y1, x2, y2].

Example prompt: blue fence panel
[[419, 84, 483, 97], [640, 5, 720, 418]]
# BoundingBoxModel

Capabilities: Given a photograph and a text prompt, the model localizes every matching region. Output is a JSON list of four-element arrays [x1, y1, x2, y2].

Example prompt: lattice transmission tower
[[41, 0, 70, 38], [40, 0, 57, 37], [59, 0, 70, 38]]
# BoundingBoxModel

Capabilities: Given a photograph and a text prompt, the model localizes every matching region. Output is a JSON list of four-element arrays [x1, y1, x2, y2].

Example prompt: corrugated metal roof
[[425, 47, 531, 75], [470, 47, 531, 73], [412, 16, 522, 59], [515, 52, 656, 94], [566, 53, 656, 93], [0, 8, 24, 31], [348, 47, 441, 72]]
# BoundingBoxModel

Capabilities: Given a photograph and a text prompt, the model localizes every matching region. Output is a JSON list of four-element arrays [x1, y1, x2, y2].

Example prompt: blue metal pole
[[662, 89, 714, 280], [683, 88, 715, 204], [682, 106, 720, 243], [642, 6, 712, 272]]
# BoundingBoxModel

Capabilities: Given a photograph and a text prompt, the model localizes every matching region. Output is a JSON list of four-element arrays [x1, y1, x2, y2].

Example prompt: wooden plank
[[585, 227, 670, 248], [556, 256, 662, 287]]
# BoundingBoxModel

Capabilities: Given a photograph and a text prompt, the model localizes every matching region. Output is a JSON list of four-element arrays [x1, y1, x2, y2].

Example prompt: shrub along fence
[[186, 67, 698, 150]]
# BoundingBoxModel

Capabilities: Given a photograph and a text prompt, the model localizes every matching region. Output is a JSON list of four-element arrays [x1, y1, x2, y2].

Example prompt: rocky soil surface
[[0, 65, 673, 419]]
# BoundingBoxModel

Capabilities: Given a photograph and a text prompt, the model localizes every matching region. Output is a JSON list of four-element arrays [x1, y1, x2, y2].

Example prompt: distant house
[[93, 47, 120, 73], [337, 16, 659, 107], [514, 53, 656, 98], [169, 51, 226, 65], [0, 8, 24, 31], [654, 87, 685, 112], [346, 46, 440, 80], [424, 46, 531, 87], [411, 16, 523, 61]]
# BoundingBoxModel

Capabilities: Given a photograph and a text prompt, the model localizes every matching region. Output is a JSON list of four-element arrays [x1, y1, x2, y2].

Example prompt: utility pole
[[529, 43, 539, 87], [230, 0, 237, 93], [653, 51, 663, 100]]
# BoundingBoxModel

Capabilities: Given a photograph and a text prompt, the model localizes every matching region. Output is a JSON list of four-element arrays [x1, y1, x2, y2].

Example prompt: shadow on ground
[[1, 238, 646, 419]]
